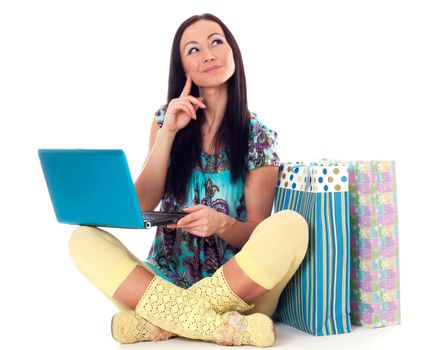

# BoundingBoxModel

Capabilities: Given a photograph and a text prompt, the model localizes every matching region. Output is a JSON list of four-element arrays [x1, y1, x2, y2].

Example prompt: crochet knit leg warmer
[[134, 275, 275, 346], [111, 266, 255, 344], [188, 265, 255, 314]]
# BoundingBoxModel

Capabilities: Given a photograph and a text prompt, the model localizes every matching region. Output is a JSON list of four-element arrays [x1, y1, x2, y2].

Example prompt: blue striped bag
[[272, 161, 352, 336]]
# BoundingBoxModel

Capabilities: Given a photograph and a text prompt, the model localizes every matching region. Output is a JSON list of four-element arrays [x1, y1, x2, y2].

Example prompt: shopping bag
[[272, 161, 352, 336], [345, 160, 401, 328]]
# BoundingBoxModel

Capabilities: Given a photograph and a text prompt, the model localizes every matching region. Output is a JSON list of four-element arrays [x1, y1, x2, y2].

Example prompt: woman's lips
[[203, 65, 222, 73]]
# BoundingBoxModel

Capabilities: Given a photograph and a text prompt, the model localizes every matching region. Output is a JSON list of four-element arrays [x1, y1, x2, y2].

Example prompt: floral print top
[[144, 105, 281, 288]]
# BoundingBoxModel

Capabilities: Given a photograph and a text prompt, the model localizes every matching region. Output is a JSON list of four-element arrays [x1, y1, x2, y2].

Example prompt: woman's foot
[[214, 311, 276, 347], [111, 310, 175, 344], [112, 309, 276, 347]]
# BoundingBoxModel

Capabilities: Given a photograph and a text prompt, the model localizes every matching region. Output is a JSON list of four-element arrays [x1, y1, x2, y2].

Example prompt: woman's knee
[[68, 226, 146, 272], [274, 210, 309, 256], [68, 225, 105, 264]]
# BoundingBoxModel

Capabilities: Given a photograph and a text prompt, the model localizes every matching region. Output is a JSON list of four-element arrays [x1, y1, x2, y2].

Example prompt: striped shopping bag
[[272, 162, 352, 336]]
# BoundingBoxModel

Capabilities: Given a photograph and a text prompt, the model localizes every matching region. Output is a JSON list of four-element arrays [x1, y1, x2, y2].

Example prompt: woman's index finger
[[179, 74, 192, 97]]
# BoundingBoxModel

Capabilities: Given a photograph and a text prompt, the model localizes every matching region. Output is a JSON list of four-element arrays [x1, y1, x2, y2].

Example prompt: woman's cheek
[[191, 75, 204, 88]]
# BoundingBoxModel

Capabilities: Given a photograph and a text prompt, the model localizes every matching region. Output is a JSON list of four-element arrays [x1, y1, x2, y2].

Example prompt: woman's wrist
[[159, 125, 178, 139], [216, 213, 259, 248], [217, 213, 237, 237]]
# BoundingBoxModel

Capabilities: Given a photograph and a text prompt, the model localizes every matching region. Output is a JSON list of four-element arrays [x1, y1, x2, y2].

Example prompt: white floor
[[14, 309, 416, 350], [120, 324, 408, 350], [105, 323, 409, 350]]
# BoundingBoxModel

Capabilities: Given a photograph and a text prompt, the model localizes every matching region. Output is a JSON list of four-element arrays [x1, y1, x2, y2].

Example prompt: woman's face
[[179, 20, 235, 88]]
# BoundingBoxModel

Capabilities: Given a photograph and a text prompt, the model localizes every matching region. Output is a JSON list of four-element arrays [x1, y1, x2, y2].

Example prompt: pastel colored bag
[[272, 162, 352, 336], [344, 160, 401, 328]]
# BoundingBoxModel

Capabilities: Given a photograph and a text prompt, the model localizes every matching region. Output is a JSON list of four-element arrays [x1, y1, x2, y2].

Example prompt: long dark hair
[[165, 13, 251, 203]]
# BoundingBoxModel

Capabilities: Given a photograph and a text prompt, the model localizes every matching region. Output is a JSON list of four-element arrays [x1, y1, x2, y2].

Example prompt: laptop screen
[[38, 149, 145, 229]]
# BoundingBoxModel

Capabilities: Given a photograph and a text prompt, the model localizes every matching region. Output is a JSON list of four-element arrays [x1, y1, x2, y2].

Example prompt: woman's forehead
[[180, 20, 225, 47]]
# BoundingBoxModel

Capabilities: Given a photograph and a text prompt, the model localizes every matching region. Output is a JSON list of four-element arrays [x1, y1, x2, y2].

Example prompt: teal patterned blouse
[[144, 105, 281, 288]]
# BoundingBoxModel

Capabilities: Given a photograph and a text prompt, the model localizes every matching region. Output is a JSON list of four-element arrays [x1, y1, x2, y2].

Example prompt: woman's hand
[[167, 204, 224, 237], [162, 74, 206, 134]]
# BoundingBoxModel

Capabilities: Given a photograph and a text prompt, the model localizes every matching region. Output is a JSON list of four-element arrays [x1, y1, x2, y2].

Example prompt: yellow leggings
[[69, 210, 309, 317]]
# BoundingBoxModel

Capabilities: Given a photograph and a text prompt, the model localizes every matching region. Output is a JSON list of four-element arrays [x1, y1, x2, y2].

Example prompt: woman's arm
[[135, 76, 205, 211], [217, 165, 279, 248], [134, 119, 177, 211]]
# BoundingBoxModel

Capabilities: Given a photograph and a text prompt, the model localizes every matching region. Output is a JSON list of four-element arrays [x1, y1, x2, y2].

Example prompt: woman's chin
[[196, 78, 229, 89]]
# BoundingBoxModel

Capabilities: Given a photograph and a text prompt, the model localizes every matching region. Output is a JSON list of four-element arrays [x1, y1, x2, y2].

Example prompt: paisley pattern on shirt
[[144, 105, 281, 288]]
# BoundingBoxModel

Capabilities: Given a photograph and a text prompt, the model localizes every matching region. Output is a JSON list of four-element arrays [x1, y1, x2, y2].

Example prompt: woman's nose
[[203, 52, 216, 63]]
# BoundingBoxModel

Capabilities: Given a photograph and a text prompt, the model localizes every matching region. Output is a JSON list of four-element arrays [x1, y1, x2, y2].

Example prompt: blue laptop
[[38, 149, 185, 229]]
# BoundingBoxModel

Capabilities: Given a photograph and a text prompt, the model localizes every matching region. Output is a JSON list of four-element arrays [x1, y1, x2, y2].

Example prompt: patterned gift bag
[[345, 160, 401, 328], [272, 162, 352, 336]]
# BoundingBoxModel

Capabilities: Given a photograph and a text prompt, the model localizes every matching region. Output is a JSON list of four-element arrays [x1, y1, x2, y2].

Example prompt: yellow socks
[[112, 309, 275, 346], [218, 311, 276, 346], [111, 311, 174, 343], [111, 266, 256, 344], [133, 275, 275, 346], [135, 275, 221, 341], [188, 266, 254, 314]]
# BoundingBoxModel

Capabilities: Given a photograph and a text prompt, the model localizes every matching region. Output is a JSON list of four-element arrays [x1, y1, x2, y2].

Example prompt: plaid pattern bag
[[345, 160, 401, 328]]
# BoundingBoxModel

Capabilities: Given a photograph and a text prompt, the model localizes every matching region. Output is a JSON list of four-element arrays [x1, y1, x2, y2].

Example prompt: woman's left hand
[[167, 204, 223, 237]]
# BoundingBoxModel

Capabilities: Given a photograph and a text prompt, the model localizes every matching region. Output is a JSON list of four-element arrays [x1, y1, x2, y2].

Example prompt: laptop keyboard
[[141, 211, 186, 220], [141, 211, 186, 229]]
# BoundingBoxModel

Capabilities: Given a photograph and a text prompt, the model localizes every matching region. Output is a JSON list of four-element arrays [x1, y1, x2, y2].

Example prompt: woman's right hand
[[162, 74, 206, 134]]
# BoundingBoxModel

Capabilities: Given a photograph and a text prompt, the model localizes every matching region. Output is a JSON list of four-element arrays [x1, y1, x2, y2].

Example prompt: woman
[[69, 13, 309, 347]]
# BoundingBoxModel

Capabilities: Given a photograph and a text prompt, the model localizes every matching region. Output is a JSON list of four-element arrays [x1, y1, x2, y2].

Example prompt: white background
[[1, 1, 437, 349]]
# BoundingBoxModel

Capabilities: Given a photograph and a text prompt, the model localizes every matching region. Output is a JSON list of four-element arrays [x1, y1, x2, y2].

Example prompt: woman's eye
[[212, 39, 224, 46], [188, 47, 199, 55]]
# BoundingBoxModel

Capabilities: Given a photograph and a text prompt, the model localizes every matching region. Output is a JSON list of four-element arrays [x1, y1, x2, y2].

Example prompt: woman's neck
[[198, 84, 227, 134]]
